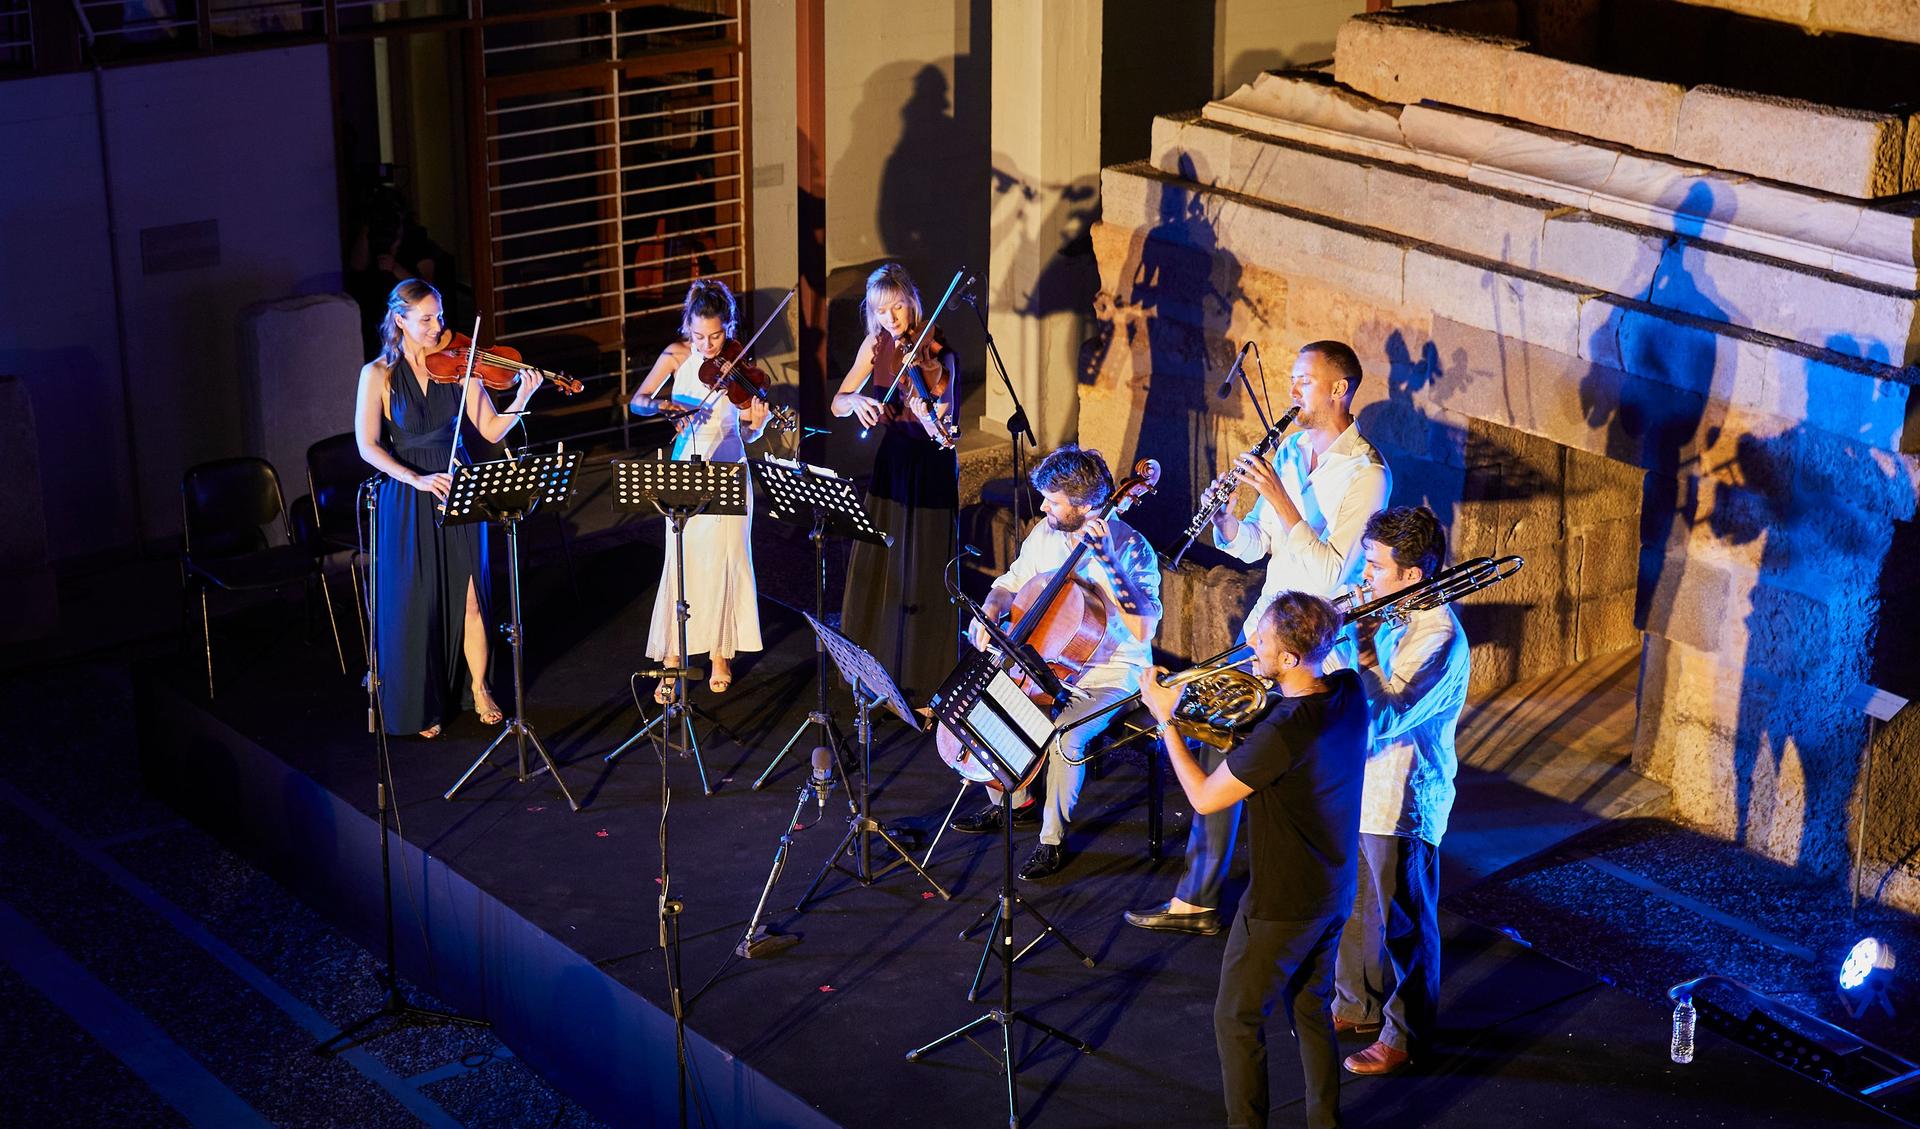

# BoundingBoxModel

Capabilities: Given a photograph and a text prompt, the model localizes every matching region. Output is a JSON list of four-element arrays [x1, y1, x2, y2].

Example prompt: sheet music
[[985, 670, 1055, 749], [963, 700, 1038, 780]]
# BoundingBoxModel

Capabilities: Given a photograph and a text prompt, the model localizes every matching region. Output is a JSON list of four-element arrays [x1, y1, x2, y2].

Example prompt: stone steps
[[1673, 0, 1920, 52], [1202, 70, 1920, 293], [1100, 160, 1916, 458], [1329, 4, 1920, 198], [1156, 109, 1920, 367]]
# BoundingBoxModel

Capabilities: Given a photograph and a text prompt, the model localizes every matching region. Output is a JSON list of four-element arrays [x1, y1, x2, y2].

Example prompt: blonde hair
[[861, 263, 922, 339], [379, 279, 443, 367]]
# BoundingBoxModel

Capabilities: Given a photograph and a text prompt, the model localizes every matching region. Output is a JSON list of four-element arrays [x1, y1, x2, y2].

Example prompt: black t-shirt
[[1223, 668, 1369, 921]]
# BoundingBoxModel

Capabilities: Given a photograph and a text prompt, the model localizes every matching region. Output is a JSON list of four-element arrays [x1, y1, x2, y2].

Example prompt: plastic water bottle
[[1669, 1000, 1696, 1064]]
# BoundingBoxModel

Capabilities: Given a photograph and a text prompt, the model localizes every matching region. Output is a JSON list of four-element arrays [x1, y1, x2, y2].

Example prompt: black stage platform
[[137, 534, 1892, 1128]]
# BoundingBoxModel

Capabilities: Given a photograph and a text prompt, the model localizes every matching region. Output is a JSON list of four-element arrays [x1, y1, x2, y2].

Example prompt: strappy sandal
[[473, 687, 505, 726], [419, 724, 443, 740], [708, 660, 732, 694]]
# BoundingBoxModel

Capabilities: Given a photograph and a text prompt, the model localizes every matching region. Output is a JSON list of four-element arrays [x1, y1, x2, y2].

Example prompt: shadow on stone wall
[[1710, 334, 1907, 873], [1579, 182, 1915, 876], [1110, 154, 1242, 553], [876, 64, 985, 287], [1579, 184, 1728, 710]]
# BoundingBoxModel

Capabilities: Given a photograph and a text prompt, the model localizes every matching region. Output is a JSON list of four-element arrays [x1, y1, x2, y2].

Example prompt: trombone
[[1334, 554, 1525, 628], [1051, 553, 1526, 761]]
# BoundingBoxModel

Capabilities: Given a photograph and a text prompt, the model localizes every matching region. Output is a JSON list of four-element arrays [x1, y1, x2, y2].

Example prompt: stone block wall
[[1673, 0, 1920, 47], [1331, 0, 1920, 197], [1082, 17, 1920, 898]]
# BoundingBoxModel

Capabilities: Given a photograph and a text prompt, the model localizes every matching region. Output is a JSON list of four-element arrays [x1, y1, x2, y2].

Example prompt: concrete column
[[986, 0, 1102, 450]]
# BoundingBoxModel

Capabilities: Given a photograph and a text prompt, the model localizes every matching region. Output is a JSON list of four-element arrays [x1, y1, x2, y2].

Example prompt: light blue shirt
[[1356, 603, 1469, 844]]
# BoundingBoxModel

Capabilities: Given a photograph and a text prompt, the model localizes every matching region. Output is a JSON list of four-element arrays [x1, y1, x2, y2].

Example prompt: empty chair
[[302, 432, 375, 662], [180, 456, 336, 698]]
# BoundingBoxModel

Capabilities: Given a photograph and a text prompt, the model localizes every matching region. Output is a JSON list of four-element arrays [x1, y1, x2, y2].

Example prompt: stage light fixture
[[1838, 936, 1896, 1018]]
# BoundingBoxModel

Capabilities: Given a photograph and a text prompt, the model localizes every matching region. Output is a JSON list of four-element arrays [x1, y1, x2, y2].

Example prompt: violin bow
[[443, 314, 484, 483], [869, 267, 965, 416]]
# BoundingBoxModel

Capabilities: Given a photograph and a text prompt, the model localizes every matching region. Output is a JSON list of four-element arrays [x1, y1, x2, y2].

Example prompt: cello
[[936, 458, 1161, 787]]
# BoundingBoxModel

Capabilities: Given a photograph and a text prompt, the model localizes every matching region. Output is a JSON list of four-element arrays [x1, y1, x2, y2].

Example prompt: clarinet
[[1168, 405, 1301, 568]]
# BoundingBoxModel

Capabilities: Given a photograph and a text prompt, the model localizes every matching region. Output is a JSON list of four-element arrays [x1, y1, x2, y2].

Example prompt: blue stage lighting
[[1837, 937, 1895, 1018]]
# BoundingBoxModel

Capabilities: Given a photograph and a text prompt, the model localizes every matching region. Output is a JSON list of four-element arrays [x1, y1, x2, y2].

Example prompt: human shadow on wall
[[1709, 335, 1909, 874], [876, 64, 986, 295], [1364, 330, 1560, 681], [1580, 183, 1730, 641], [1369, 331, 1459, 528], [1113, 155, 1241, 550]]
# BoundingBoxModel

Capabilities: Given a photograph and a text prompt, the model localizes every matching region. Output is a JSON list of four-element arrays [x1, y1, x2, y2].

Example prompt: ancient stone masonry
[[1082, 0, 1920, 901]]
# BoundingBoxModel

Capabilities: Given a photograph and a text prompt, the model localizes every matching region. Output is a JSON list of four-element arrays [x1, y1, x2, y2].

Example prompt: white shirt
[[992, 515, 1161, 693], [1215, 423, 1390, 638], [663, 349, 745, 463], [1355, 603, 1469, 844]]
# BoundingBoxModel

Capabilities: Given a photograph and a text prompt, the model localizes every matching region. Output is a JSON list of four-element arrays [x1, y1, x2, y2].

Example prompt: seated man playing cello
[[948, 445, 1162, 881]]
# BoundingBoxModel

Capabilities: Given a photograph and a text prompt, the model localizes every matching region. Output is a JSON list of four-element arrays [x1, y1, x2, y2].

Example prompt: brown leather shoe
[[1343, 1041, 1411, 1075], [1124, 902, 1222, 935], [1334, 1016, 1383, 1037]]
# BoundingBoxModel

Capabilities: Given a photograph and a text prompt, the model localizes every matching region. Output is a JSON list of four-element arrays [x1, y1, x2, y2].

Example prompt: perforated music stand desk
[[599, 457, 748, 796], [441, 449, 583, 810], [438, 450, 578, 526], [747, 457, 894, 790], [610, 456, 748, 519], [749, 456, 889, 545]]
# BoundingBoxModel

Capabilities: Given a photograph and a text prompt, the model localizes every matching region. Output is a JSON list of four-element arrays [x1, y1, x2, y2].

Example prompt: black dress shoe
[[949, 800, 1039, 835], [1123, 901, 1222, 935], [1018, 843, 1067, 881]]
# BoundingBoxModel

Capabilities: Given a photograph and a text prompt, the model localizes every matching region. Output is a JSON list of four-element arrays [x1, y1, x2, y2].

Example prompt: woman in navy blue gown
[[353, 280, 542, 738]]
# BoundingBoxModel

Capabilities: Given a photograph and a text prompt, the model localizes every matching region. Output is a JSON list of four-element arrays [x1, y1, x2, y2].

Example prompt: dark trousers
[[1174, 741, 1240, 908], [1333, 832, 1441, 1053], [1214, 907, 1346, 1129]]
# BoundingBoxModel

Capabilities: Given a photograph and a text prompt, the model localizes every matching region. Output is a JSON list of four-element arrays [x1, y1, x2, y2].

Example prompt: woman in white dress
[[629, 279, 769, 702]]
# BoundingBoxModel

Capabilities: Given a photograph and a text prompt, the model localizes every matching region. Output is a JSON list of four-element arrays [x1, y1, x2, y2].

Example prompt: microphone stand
[[960, 275, 1037, 546], [318, 478, 489, 1055]]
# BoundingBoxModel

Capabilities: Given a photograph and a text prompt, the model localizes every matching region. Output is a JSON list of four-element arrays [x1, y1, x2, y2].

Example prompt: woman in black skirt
[[831, 262, 961, 701]]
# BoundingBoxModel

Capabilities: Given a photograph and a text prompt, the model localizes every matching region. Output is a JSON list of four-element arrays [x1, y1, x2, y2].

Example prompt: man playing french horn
[[1127, 340, 1389, 935], [1141, 592, 1369, 1129]]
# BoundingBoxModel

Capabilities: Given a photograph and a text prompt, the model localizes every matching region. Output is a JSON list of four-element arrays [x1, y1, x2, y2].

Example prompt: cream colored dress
[[645, 349, 762, 659]]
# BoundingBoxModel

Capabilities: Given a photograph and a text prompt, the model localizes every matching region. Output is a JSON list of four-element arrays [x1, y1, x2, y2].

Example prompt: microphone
[[1216, 340, 1255, 399], [809, 746, 837, 813]]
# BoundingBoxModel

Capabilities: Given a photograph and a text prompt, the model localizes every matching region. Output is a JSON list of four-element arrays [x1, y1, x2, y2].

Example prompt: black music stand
[[795, 614, 950, 908], [746, 456, 892, 791], [907, 646, 1095, 1123], [925, 648, 1096, 1001], [599, 457, 748, 796], [441, 450, 582, 810]]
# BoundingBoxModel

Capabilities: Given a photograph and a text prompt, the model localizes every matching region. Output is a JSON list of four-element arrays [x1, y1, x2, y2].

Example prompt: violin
[[880, 326, 956, 448], [936, 459, 1162, 788], [422, 332, 585, 395], [698, 339, 798, 432]]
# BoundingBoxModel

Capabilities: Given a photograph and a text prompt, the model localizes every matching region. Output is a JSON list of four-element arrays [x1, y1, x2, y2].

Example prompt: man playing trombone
[[1334, 506, 1471, 1076], [1126, 340, 1388, 935]]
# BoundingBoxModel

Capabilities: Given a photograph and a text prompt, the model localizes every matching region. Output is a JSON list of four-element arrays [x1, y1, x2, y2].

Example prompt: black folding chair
[[181, 456, 338, 698], [300, 432, 374, 664]]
